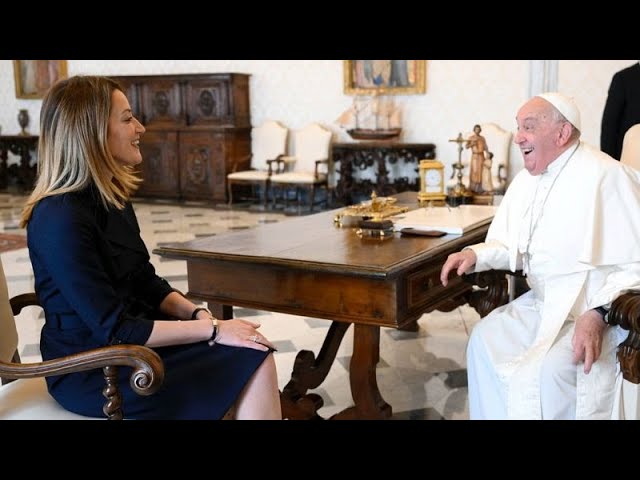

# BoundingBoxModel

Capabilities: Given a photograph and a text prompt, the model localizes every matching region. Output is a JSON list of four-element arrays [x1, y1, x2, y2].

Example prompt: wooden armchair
[[270, 123, 332, 213], [463, 270, 640, 386], [227, 120, 289, 208], [0, 260, 164, 420]]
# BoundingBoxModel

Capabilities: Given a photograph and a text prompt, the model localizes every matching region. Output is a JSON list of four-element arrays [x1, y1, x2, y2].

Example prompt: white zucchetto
[[535, 92, 581, 131]]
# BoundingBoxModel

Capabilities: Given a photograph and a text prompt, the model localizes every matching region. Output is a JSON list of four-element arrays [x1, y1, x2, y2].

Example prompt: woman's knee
[[256, 352, 278, 382]]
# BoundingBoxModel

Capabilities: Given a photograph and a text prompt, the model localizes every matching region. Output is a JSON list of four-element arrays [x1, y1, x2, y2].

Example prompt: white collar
[[541, 141, 581, 176]]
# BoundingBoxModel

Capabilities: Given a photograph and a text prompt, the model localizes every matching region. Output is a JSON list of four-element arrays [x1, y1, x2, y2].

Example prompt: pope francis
[[441, 92, 640, 419]]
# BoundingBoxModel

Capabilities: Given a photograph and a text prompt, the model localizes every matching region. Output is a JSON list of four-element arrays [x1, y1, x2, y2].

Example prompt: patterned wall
[[0, 59, 635, 182]]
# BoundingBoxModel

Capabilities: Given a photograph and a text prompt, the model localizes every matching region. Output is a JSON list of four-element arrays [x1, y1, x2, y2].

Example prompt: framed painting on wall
[[13, 60, 68, 99], [343, 60, 426, 95]]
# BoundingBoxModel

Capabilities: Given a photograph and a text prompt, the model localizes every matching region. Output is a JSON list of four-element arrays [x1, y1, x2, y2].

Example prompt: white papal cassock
[[466, 141, 640, 419]]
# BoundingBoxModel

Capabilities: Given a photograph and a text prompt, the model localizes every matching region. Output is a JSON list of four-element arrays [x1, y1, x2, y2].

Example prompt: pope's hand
[[572, 309, 607, 374], [440, 249, 477, 287]]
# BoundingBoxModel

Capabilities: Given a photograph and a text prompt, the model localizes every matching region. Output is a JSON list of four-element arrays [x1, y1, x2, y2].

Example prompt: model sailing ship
[[336, 95, 402, 141]]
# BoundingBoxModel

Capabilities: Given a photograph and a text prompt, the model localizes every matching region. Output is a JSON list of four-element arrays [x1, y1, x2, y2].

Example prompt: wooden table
[[153, 193, 499, 419]]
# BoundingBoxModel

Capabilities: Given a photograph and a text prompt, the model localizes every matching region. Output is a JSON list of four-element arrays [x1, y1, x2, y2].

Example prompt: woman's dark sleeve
[[127, 262, 175, 310]]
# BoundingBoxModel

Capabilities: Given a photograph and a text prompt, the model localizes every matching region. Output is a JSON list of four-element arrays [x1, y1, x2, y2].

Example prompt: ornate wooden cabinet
[[111, 73, 251, 202]]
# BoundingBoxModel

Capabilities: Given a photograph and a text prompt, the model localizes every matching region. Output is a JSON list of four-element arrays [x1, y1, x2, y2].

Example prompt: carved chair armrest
[[463, 270, 528, 317], [274, 155, 296, 174], [266, 154, 286, 175], [0, 344, 164, 419], [0, 344, 163, 392], [498, 164, 507, 181], [463, 270, 511, 317], [6, 292, 165, 419], [609, 291, 640, 384], [314, 158, 329, 179]]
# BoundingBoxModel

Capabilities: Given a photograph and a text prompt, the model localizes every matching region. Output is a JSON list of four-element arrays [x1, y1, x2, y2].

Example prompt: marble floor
[[0, 193, 482, 420]]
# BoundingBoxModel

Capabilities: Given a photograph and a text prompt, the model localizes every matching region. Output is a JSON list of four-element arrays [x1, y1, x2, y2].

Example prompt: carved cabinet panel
[[140, 79, 185, 128], [179, 131, 220, 200], [110, 73, 251, 203], [179, 130, 251, 201], [184, 79, 228, 126], [136, 130, 179, 198]]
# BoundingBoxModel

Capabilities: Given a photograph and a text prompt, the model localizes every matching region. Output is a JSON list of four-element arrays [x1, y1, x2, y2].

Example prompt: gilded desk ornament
[[334, 191, 409, 228]]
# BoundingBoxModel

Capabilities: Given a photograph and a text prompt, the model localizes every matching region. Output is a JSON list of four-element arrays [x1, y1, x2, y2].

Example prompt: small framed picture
[[13, 60, 68, 99], [343, 60, 426, 95]]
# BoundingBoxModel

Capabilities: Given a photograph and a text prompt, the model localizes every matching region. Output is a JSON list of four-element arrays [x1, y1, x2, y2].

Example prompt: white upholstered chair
[[481, 123, 512, 194], [0, 257, 163, 420], [227, 120, 288, 207], [447, 123, 512, 195], [620, 123, 640, 170], [270, 123, 332, 212]]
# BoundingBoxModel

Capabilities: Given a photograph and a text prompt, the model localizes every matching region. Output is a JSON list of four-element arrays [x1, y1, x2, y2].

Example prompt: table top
[[155, 192, 493, 279]]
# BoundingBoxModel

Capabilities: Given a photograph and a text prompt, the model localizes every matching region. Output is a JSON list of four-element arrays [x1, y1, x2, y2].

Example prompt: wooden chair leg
[[309, 185, 316, 213], [261, 181, 269, 208], [227, 180, 234, 205]]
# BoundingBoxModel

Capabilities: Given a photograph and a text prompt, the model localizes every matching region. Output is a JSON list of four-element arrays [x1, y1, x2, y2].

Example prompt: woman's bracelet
[[209, 317, 219, 343], [191, 307, 219, 343]]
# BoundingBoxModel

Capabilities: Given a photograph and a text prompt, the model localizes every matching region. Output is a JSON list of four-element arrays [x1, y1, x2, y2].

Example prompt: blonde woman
[[21, 76, 281, 419]]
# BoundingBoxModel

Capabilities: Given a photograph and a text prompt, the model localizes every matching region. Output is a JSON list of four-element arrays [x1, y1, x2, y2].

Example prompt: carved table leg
[[208, 303, 234, 320], [330, 324, 392, 420], [281, 321, 350, 420], [398, 320, 419, 332]]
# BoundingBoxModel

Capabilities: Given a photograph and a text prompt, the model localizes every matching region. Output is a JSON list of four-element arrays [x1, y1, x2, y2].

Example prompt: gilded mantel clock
[[418, 159, 446, 204]]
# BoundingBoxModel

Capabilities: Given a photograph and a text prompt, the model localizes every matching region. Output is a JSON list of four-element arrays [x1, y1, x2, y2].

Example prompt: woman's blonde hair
[[20, 75, 141, 227]]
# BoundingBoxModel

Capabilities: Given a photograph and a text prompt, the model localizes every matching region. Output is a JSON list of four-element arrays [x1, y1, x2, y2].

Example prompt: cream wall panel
[[0, 60, 632, 187], [558, 60, 636, 149]]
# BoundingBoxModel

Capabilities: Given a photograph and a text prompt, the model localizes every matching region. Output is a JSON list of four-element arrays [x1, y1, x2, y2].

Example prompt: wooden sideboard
[[111, 73, 251, 203], [332, 142, 436, 205], [0, 135, 38, 192]]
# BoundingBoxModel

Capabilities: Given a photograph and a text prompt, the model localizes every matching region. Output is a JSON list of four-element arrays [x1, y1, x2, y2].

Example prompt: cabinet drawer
[[406, 265, 446, 309]]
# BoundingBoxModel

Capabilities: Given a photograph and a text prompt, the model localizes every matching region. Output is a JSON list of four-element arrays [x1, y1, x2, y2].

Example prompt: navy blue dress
[[27, 186, 269, 419]]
